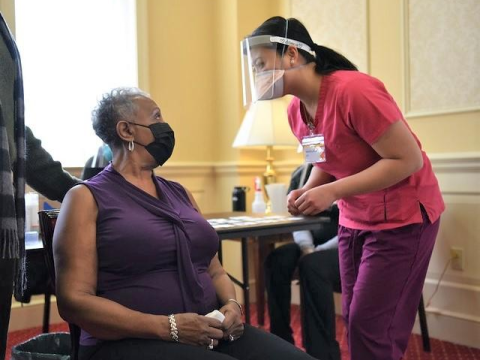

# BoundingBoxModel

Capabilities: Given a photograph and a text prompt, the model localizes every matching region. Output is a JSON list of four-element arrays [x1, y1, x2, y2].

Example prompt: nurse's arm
[[327, 120, 423, 200]]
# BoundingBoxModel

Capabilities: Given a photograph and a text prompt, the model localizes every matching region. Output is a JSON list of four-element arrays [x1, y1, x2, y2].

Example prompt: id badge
[[302, 134, 326, 163]]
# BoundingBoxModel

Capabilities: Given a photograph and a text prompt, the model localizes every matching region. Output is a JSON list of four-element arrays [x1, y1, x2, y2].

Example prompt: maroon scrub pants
[[338, 208, 440, 360]]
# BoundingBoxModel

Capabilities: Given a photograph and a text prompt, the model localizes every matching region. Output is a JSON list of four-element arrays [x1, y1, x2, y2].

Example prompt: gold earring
[[128, 140, 134, 152]]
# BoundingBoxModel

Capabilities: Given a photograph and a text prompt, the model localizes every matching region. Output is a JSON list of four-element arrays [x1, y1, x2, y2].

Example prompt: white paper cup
[[265, 183, 288, 214]]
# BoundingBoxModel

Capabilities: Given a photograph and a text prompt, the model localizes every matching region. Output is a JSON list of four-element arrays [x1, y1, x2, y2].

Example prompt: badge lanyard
[[300, 103, 326, 164]]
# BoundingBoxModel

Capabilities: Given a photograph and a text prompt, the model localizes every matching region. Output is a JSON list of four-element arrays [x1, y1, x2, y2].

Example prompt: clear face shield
[[240, 35, 314, 107]]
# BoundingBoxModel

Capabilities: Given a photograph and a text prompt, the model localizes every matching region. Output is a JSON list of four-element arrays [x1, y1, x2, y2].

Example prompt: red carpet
[[6, 305, 480, 359]]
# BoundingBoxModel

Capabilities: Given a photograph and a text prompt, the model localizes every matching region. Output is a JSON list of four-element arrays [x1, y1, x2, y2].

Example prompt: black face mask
[[130, 122, 175, 166]]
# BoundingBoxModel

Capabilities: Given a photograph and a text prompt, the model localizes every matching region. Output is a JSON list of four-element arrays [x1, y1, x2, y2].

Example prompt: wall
[[141, 0, 217, 164], [0, 0, 14, 33], [138, 0, 301, 215]]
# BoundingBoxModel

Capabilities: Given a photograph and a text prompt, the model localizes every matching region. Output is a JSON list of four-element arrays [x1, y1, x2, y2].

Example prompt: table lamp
[[232, 97, 298, 188]]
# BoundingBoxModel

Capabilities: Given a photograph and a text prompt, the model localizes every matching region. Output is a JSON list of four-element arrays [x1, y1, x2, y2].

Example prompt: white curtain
[[15, 0, 138, 167]]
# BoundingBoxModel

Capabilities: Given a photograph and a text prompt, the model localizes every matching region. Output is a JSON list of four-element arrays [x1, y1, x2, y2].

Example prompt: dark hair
[[91, 87, 149, 148], [251, 16, 357, 75]]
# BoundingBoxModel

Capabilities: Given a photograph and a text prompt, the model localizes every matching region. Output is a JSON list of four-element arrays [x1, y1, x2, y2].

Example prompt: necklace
[[300, 102, 316, 135]]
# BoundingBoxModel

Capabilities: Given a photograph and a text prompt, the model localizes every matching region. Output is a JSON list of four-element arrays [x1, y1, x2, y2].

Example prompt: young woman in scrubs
[[241, 16, 444, 360]]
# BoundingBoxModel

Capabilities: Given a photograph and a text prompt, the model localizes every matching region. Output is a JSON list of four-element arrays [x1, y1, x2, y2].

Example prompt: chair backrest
[[38, 209, 81, 360]]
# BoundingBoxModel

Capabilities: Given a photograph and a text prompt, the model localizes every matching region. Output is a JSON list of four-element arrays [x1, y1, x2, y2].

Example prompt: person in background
[[80, 143, 112, 180], [0, 12, 79, 359], [265, 163, 341, 360], [242, 16, 444, 360], [53, 87, 316, 360]]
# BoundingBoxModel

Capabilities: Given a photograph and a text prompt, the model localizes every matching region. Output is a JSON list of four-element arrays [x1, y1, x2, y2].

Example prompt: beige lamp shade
[[232, 98, 299, 148]]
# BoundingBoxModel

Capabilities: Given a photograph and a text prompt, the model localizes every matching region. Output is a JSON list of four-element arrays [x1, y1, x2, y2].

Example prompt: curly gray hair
[[92, 87, 150, 148]]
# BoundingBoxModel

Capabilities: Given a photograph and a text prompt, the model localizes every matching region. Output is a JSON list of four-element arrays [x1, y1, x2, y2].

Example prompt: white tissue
[[205, 310, 225, 323]]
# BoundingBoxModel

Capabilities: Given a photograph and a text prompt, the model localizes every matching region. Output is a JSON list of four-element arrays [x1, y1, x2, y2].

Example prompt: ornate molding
[[155, 162, 214, 177], [429, 152, 480, 172], [213, 161, 299, 176], [405, 106, 480, 120], [69, 153, 480, 179]]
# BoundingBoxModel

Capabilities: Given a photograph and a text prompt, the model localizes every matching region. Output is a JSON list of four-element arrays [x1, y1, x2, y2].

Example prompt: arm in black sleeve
[[312, 203, 339, 246], [288, 164, 313, 193], [25, 126, 81, 202]]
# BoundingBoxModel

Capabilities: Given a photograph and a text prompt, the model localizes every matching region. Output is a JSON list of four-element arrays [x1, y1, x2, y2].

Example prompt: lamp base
[[263, 146, 276, 213]]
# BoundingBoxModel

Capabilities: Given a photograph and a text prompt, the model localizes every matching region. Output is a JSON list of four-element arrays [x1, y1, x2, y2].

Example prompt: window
[[15, 0, 138, 167]]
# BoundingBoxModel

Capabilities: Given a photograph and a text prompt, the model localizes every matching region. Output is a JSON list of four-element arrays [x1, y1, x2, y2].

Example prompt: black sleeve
[[25, 126, 81, 202], [312, 204, 339, 246], [287, 164, 313, 193], [288, 165, 304, 193]]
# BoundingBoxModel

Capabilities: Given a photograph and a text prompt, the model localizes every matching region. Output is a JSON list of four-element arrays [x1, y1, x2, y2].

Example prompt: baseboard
[[412, 312, 480, 349]]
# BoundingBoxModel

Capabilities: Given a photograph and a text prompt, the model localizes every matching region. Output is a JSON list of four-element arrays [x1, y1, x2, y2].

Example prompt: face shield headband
[[240, 34, 315, 107]]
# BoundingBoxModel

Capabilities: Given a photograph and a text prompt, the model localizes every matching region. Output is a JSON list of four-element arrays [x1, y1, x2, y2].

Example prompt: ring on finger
[[208, 338, 214, 350], [229, 334, 235, 342]]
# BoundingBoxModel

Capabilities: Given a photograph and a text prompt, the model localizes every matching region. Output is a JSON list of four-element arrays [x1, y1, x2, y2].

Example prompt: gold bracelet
[[168, 314, 179, 342], [226, 298, 244, 315]]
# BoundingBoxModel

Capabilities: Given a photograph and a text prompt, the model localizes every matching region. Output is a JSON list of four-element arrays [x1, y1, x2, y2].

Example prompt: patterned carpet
[[6, 304, 480, 360]]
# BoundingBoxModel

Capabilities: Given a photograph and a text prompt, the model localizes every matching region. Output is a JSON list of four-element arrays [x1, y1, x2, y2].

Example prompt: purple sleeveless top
[[79, 164, 219, 345]]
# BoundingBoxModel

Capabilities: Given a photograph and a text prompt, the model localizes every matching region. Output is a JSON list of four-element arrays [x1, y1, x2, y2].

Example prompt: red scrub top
[[288, 70, 444, 230]]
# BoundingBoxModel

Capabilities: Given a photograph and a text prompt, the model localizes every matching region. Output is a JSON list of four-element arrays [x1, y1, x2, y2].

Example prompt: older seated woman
[[53, 88, 316, 360]]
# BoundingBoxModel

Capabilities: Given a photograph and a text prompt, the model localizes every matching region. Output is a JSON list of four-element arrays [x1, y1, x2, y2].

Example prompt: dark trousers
[[0, 258, 15, 360], [265, 243, 341, 360], [79, 324, 316, 360]]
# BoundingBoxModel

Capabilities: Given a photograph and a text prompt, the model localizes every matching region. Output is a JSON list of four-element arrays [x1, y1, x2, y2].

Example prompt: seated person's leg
[[80, 338, 238, 360], [299, 248, 341, 360], [82, 325, 317, 360], [264, 242, 301, 343], [217, 324, 316, 360]]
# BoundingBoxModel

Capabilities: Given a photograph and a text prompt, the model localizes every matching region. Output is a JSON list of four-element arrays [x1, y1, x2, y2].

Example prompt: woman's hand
[[287, 188, 307, 215], [174, 313, 223, 348], [295, 185, 336, 216], [219, 303, 244, 342]]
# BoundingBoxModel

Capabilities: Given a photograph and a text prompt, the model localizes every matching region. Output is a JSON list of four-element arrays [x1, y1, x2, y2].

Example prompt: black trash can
[[11, 332, 71, 360]]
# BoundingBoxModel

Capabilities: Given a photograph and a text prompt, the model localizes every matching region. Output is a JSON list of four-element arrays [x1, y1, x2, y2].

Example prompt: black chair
[[39, 209, 80, 360], [17, 243, 53, 334], [417, 295, 431, 352]]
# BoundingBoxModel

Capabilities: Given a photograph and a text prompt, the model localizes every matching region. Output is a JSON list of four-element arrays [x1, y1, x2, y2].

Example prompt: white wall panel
[[291, 0, 368, 72]]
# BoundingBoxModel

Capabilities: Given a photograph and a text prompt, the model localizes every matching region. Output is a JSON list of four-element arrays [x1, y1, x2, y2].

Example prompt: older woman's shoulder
[[58, 183, 98, 220], [65, 183, 94, 199]]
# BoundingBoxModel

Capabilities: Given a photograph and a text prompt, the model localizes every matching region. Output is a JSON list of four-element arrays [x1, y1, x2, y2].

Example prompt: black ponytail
[[310, 43, 357, 74], [251, 16, 357, 75]]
